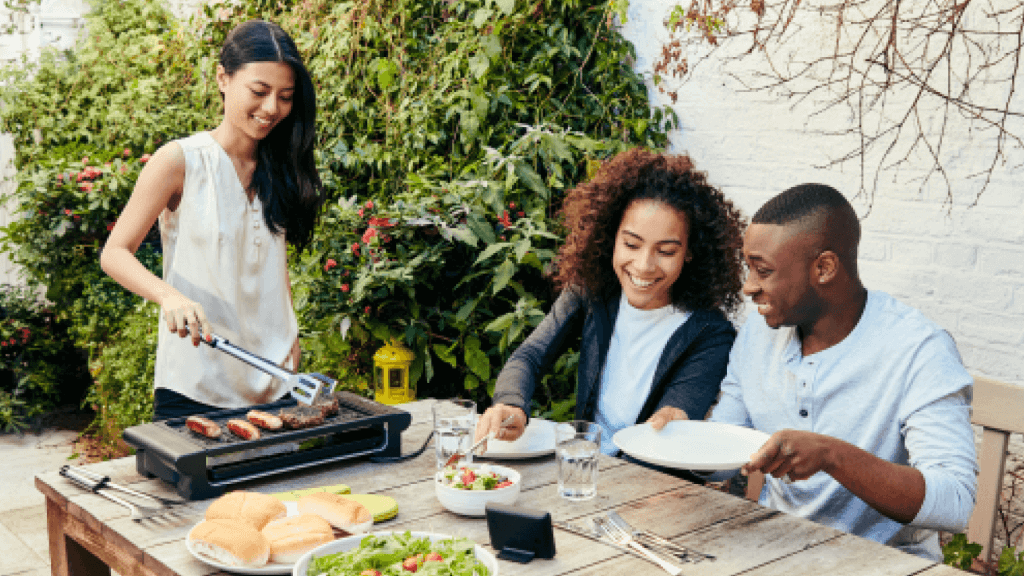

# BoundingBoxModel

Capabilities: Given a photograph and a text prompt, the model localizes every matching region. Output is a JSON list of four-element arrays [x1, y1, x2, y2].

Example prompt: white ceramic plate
[[612, 421, 771, 470], [480, 418, 557, 459], [186, 523, 293, 575], [293, 531, 498, 576], [185, 501, 371, 574]]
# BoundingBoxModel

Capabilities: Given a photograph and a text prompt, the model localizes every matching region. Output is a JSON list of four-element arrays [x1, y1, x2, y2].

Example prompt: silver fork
[[59, 466, 186, 522], [595, 516, 683, 575], [608, 510, 715, 562]]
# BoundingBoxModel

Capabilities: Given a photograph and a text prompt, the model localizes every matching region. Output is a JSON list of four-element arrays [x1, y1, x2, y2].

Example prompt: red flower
[[369, 217, 395, 228], [324, 258, 337, 272], [498, 210, 512, 227], [8, 339, 14, 345], [120, 166, 127, 173], [106, 221, 116, 231], [365, 200, 374, 209], [351, 242, 360, 255], [80, 183, 93, 192], [56, 173, 63, 181], [509, 201, 516, 209], [358, 208, 364, 217], [123, 148, 131, 157], [1, 342, 6, 347], [362, 227, 378, 244], [343, 270, 350, 276], [81, 156, 89, 164], [140, 154, 151, 163], [104, 162, 111, 168], [364, 305, 372, 314], [517, 211, 525, 218], [341, 283, 350, 293], [73, 215, 81, 221], [64, 209, 72, 216]]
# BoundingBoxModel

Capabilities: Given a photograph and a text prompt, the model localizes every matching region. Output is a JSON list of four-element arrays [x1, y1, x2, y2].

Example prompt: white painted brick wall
[[621, 0, 1024, 388]]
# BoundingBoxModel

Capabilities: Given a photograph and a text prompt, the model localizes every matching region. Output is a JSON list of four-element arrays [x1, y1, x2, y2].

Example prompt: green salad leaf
[[307, 532, 489, 576]]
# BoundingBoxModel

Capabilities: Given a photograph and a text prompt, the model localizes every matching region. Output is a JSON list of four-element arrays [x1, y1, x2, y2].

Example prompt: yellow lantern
[[372, 339, 416, 405]]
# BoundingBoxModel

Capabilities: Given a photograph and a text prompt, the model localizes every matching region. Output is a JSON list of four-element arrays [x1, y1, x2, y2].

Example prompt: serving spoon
[[444, 414, 515, 468]]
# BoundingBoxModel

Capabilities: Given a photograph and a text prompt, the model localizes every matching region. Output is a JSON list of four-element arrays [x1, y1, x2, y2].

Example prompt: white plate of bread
[[186, 491, 374, 574]]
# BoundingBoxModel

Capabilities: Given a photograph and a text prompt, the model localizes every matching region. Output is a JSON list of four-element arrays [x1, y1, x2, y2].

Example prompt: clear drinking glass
[[432, 399, 477, 471], [556, 420, 601, 501]]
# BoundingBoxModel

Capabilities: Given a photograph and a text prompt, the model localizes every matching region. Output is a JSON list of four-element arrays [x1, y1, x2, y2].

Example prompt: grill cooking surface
[[123, 390, 411, 500], [167, 395, 373, 447]]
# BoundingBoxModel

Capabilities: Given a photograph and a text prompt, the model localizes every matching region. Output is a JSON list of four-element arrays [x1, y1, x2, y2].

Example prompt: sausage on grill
[[185, 416, 222, 439], [246, 410, 283, 431], [227, 418, 261, 440]]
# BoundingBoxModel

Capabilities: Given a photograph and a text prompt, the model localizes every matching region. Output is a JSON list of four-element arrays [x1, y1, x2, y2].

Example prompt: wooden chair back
[[968, 375, 1024, 564]]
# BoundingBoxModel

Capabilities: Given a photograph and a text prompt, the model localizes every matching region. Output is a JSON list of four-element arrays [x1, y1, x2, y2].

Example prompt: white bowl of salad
[[295, 530, 496, 576], [435, 463, 521, 517]]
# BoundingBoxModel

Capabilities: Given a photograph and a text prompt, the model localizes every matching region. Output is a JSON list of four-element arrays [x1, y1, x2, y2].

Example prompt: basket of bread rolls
[[187, 490, 375, 570]]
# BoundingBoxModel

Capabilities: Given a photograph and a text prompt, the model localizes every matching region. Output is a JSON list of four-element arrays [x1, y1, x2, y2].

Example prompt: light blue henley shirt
[[710, 290, 977, 561]]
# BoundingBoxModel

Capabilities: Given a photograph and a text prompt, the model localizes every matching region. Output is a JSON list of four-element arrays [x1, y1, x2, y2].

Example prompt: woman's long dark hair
[[220, 20, 323, 250]]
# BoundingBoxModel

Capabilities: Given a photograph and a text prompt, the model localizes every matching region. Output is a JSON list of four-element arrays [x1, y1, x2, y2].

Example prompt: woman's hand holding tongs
[[160, 291, 211, 347]]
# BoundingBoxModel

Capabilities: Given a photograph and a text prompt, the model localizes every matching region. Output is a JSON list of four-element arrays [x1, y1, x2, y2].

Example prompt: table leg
[[47, 497, 111, 576]]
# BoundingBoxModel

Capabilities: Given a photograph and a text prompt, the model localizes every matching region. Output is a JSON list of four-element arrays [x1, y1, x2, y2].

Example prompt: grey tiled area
[[0, 427, 81, 576]]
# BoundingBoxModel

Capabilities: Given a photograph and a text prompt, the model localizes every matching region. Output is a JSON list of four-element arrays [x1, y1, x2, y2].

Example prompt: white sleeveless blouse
[[154, 132, 298, 408]]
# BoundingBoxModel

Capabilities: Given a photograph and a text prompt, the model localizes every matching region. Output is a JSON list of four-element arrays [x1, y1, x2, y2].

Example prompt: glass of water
[[432, 399, 477, 471], [556, 420, 601, 501]]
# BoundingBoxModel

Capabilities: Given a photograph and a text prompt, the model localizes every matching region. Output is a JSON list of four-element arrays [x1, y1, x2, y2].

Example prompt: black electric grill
[[123, 391, 411, 500]]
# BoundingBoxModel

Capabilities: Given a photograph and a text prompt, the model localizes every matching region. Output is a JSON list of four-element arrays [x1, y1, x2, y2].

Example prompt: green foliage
[[1001, 546, 1024, 576], [85, 302, 159, 443], [0, 0, 670, 435], [943, 533, 983, 571], [0, 285, 88, 431]]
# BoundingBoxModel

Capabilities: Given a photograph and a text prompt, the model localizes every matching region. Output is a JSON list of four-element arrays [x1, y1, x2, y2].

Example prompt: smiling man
[[705, 184, 977, 560]]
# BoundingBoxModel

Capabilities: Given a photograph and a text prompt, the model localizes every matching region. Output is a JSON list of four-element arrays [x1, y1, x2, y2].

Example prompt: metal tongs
[[198, 330, 334, 406], [60, 465, 188, 521]]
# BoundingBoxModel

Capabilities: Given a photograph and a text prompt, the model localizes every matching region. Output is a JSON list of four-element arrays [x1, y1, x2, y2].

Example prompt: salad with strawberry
[[437, 464, 515, 491]]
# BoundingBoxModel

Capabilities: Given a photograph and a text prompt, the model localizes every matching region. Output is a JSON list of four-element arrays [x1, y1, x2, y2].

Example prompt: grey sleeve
[[491, 288, 586, 418]]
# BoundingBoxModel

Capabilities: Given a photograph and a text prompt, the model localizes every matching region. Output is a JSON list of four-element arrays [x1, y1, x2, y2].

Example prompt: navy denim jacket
[[492, 287, 736, 424]]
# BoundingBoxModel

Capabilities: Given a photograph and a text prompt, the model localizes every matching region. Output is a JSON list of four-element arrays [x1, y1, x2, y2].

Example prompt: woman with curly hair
[[475, 148, 746, 464]]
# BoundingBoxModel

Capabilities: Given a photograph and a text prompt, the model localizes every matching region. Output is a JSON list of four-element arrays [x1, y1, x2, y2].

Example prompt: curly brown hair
[[554, 148, 746, 315]]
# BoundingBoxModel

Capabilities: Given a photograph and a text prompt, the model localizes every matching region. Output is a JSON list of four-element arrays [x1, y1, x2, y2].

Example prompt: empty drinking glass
[[556, 420, 601, 501], [432, 399, 477, 471]]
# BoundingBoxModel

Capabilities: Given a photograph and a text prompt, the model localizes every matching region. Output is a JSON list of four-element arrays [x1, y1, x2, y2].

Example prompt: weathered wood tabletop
[[35, 399, 957, 576]]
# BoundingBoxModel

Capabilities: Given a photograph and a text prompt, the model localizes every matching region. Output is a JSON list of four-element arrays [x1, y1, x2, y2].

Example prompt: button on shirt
[[710, 290, 977, 561]]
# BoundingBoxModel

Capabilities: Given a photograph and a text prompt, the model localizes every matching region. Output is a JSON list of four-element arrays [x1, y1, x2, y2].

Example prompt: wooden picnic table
[[36, 399, 960, 576]]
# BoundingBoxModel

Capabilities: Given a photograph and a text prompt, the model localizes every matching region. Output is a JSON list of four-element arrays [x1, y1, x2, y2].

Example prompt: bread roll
[[205, 491, 286, 529], [261, 513, 335, 563], [297, 492, 373, 532], [189, 519, 270, 567]]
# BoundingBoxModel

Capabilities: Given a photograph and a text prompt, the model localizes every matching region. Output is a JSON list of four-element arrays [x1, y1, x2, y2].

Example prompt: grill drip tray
[[123, 391, 411, 500]]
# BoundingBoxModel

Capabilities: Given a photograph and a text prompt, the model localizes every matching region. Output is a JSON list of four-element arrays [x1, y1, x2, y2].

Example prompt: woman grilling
[[475, 149, 745, 474], [101, 20, 323, 421]]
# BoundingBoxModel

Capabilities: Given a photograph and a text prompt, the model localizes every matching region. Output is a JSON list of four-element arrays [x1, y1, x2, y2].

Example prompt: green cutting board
[[272, 485, 399, 522]]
